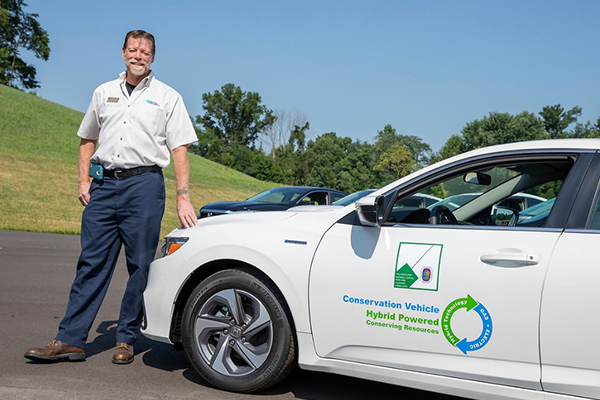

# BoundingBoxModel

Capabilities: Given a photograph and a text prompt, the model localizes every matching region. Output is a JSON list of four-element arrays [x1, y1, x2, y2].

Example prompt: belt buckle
[[114, 169, 124, 179]]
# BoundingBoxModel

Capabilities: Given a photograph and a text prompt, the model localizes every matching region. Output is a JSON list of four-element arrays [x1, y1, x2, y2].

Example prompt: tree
[[374, 144, 418, 180], [340, 141, 378, 191], [189, 124, 225, 161], [462, 111, 547, 150], [374, 124, 432, 166], [435, 111, 548, 161], [299, 133, 381, 192], [431, 134, 464, 163], [305, 133, 347, 188], [195, 83, 276, 150], [283, 121, 310, 185], [539, 104, 582, 138], [190, 83, 281, 182], [571, 118, 600, 139], [262, 109, 308, 160], [0, 0, 50, 89]]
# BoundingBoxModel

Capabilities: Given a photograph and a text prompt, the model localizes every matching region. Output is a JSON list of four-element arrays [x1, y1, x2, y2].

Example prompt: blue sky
[[21, 0, 600, 152]]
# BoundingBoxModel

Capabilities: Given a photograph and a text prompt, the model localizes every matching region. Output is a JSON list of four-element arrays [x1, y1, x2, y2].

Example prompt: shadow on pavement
[[140, 338, 189, 372], [139, 337, 461, 400], [85, 320, 119, 357]]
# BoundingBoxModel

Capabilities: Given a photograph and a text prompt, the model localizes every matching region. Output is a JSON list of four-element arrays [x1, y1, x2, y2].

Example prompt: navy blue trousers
[[56, 171, 165, 348]]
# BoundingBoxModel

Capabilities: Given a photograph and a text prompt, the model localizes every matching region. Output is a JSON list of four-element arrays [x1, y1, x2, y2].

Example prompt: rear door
[[541, 152, 600, 399]]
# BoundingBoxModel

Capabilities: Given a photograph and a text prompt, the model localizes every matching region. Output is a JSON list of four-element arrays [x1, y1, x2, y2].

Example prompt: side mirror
[[464, 172, 492, 186], [490, 206, 519, 227], [356, 195, 385, 227]]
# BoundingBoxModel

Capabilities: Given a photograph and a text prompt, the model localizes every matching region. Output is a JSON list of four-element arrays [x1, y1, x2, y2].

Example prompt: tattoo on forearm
[[177, 189, 189, 196]]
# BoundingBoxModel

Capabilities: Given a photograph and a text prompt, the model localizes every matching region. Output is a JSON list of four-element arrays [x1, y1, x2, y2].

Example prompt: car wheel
[[182, 269, 296, 393]]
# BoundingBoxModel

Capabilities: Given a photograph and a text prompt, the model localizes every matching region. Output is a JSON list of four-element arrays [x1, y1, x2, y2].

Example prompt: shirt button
[[120, 137, 123, 140], [128, 105, 131, 108], [123, 121, 126, 124], [117, 154, 120, 157]]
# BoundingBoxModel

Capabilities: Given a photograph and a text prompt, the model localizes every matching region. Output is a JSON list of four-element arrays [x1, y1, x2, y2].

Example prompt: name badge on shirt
[[107, 97, 120, 103]]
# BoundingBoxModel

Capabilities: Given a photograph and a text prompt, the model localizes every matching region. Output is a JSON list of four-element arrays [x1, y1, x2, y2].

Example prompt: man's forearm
[[172, 145, 191, 197], [171, 145, 197, 227], [79, 139, 96, 182], [77, 139, 96, 206]]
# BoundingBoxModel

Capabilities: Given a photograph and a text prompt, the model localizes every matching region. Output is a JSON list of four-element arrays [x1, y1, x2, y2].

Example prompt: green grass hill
[[0, 84, 276, 238]]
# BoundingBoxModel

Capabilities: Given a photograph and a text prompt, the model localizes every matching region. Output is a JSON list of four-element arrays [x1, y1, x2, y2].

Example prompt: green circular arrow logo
[[441, 294, 493, 355]]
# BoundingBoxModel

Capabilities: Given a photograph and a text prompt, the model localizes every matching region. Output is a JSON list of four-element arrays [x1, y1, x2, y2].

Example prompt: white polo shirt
[[77, 71, 198, 169]]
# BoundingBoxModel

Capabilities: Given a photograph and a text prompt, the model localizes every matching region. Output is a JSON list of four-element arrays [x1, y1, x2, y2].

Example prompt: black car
[[198, 186, 348, 218]]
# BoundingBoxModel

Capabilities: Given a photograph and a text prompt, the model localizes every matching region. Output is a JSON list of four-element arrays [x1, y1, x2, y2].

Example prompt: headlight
[[161, 237, 189, 257]]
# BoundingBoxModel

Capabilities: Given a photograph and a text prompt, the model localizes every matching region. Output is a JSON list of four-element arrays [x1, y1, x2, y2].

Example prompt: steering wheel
[[428, 205, 458, 225]]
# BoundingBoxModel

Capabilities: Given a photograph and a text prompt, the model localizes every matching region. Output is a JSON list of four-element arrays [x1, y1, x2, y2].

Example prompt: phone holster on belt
[[89, 163, 104, 180]]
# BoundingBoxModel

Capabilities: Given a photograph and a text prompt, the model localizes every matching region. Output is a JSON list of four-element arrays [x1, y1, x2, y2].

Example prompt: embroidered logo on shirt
[[146, 100, 160, 107], [107, 97, 120, 103]]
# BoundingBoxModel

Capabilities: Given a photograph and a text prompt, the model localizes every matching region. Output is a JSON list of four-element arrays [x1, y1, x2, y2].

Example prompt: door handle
[[480, 252, 540, 266]]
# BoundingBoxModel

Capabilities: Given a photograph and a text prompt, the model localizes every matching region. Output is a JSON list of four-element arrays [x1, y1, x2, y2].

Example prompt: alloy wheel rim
[[194, 288, 273, 376]]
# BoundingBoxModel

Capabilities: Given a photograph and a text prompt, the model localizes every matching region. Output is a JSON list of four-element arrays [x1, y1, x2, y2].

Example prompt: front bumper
[[141, 249, 193, 344]]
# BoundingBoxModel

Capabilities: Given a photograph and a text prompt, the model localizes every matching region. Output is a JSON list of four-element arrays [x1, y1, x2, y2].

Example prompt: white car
[[143, 139, 600, 399]]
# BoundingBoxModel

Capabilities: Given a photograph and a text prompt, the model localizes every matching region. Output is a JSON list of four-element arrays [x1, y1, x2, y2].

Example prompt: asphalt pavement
[[0, 230, 461, 400]]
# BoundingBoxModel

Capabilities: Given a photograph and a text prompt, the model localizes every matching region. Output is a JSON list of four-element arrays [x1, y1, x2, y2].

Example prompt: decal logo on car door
[[394, 242, 443, 291], [442, 295, 493, 354]]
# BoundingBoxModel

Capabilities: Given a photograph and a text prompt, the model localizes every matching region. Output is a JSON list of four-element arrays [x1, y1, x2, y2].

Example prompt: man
[[25, 30, 198, 365]]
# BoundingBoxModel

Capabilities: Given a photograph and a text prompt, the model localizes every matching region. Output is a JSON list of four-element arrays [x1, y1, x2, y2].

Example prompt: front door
[[309, 153, 583, 389]]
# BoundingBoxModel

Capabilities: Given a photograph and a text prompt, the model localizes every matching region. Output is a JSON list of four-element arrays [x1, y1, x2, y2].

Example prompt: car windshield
[[333, 190, 376, 206], [394, 194, 443, 209], [427, 194, 480, 211], [246, 187, 310, 203]]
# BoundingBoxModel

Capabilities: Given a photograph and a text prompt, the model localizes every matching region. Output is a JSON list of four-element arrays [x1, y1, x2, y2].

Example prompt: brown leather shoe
[[112, 342, 134, 364], [24, 340, 86, 362]]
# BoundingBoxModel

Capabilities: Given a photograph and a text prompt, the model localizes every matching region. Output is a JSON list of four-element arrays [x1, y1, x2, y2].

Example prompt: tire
[[182, 269, 296, 393]]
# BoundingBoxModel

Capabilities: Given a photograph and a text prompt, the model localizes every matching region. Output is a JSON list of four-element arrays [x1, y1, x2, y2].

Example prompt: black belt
[[104, 165, 161, 179]]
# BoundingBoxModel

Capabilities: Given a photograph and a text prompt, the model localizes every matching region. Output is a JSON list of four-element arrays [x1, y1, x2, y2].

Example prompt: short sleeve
[[77, 90, 101, 140], [165, 95, 198, 150]]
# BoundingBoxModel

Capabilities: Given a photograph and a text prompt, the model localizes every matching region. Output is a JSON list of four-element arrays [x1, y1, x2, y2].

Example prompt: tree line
[[435, 106, 600, 162], [190, 83, 600, 192]]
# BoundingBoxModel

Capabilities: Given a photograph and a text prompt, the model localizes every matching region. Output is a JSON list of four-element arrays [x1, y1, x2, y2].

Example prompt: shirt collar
[[119, 70, 154, 88]]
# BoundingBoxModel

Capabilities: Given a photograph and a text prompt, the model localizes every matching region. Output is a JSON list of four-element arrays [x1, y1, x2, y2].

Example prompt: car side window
[[586, 188, 600, 230], [301, 192, 328, 205], [387, 159, 572, 228]]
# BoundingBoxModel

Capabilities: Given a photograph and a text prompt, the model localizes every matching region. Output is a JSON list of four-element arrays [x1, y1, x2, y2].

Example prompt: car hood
[[286, 205, 344, 212], [167, 205, 352, 243], [201, 201, 294, 212]]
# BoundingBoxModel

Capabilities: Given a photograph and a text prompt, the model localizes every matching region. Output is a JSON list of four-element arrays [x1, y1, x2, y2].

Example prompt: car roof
[[373, 139, 600, 196], [460, 138, 600, 154]]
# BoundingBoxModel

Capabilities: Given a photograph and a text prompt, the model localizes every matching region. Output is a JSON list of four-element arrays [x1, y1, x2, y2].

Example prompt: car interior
[[300, 192, 329, 205], [386, 159, 574, 228]]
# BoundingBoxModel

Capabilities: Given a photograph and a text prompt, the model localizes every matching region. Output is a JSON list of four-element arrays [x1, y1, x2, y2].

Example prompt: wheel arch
[[169, 257, 300, 350]]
